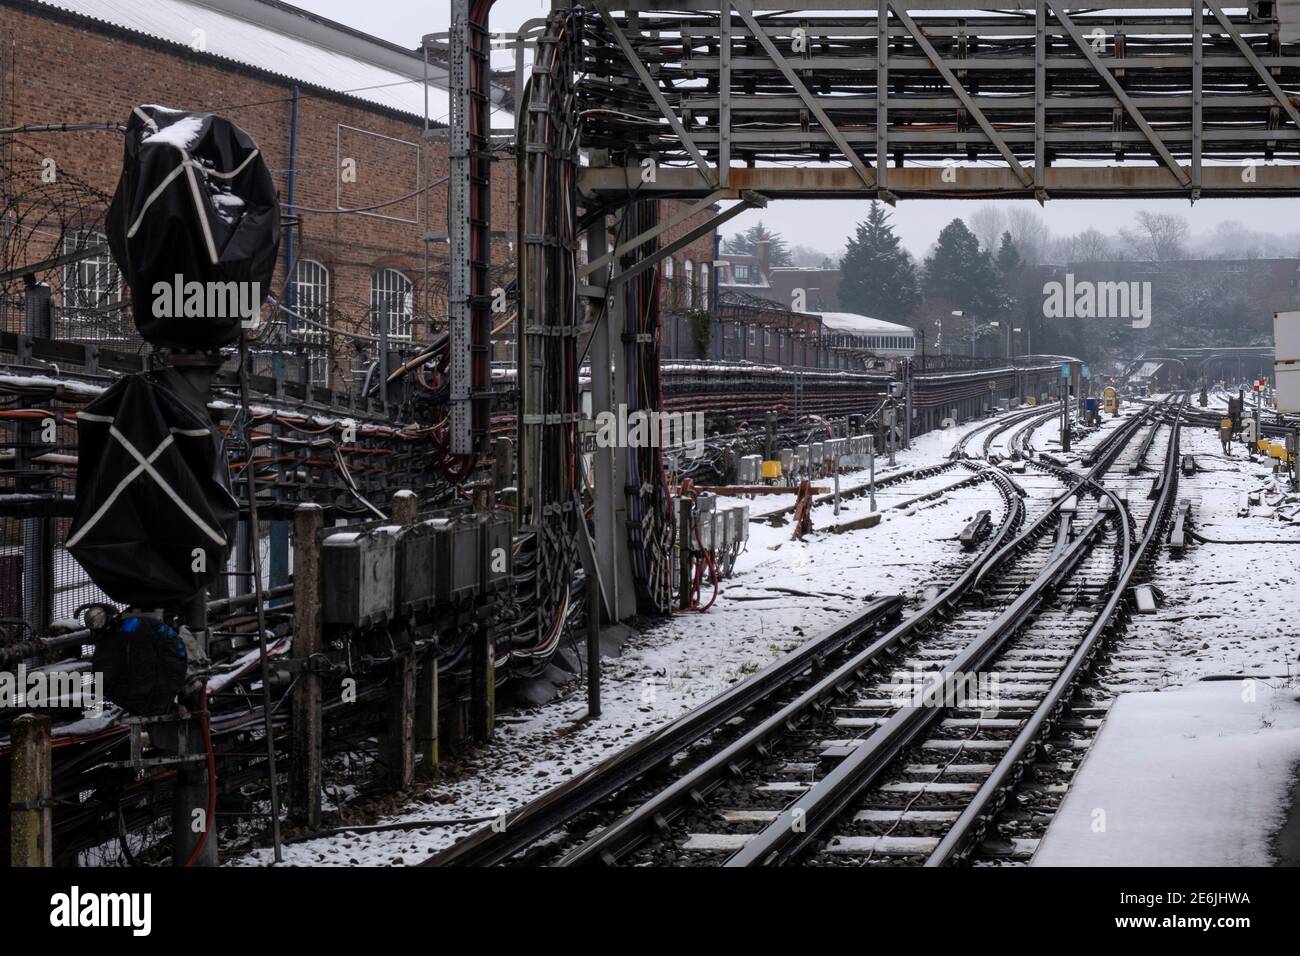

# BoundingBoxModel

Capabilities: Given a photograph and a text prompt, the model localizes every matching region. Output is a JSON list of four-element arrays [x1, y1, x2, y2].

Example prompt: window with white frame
[[663, 256, 674, 305], [371, 268, 413, 340], [747, 326, 756, 347], [291, 259, 331, 387], [683, 259, 694, 308], [699, 262, 710, 310], [60, 230, 120, 332]]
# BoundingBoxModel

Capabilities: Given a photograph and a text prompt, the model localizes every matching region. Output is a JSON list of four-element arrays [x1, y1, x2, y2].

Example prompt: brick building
[[1, 0, 528, 390], [1, 0, 720, 391], [767, 266, 843, 312]]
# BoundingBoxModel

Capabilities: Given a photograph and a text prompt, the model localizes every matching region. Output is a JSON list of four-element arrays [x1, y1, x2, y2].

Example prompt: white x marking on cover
[[67, 423, 226, 548]]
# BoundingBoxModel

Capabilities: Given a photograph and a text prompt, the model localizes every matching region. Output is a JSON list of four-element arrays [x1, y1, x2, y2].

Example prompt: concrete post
[[416, 655, 440, 769], [290, 504, 323, 827], [383, 491, 418, 789], [10, 714, 52, 866], [470, 513, 495, 743]]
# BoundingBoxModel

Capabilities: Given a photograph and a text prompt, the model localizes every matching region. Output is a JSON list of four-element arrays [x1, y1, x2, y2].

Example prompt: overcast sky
[[294, 0, 1300, 258]]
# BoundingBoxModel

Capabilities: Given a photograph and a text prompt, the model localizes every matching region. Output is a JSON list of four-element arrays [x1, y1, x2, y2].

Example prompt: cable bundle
[[620, 200, 673, 614], [514, 10, 583, 660]]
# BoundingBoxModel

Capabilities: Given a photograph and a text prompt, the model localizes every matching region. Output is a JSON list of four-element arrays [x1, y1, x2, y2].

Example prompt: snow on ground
[[232, 399, 1299, 868], [1034, 680, 1300, 866], [1036, 411, 1300, 866], [1126, 424, 1300, 686], [230, 412, 1023, 866]]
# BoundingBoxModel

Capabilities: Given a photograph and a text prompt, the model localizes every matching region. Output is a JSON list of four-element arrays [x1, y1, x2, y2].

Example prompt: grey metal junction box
[[322, 528, 398, 628]]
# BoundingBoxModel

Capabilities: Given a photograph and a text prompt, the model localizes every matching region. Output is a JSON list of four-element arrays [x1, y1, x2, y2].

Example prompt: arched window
[[663, 257, 675, 305], [699, 262, 710, 311], [683, 260, 694, 309], [371, 269, 412, 340], [291, 259, 330, 386]]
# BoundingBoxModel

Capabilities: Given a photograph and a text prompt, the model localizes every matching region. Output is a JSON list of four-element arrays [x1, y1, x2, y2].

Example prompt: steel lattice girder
[[576, 1, 1300, 199]]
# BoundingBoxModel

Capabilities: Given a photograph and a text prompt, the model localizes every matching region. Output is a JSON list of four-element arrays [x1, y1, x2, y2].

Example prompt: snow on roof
[[35, 0, 509, 125], [812, 311, 916, 337]]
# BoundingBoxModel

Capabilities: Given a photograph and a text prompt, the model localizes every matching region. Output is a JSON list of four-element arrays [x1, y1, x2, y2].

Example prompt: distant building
[[715, 244, 773, 293], [718, 239, 845, 314], [815, 312, 917, 373], [699, 239, 921, 369], [768, 267, 843, 312]]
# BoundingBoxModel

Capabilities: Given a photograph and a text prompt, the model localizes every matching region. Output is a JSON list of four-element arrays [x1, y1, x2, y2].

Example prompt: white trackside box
[[1275, 311, 1300, 413]]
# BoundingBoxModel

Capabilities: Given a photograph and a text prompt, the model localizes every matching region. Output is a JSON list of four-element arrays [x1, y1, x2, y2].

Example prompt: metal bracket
[[579, 188, 731, 280], [606, 190, 767, 290]]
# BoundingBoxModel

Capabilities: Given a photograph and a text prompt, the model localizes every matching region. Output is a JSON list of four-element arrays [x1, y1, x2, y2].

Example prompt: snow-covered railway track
[[425, 464, 1030, 867], [577, 401, 1178, 868], [427, 400, 1185, 867]]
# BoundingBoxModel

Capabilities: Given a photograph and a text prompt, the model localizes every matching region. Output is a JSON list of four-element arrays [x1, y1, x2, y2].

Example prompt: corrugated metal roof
[[35, 0, 464, 121], [814, 311, 916, 336]]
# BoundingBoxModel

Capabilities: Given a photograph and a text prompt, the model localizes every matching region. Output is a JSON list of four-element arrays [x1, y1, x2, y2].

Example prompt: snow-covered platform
[[1033, 681, 1300, 866]]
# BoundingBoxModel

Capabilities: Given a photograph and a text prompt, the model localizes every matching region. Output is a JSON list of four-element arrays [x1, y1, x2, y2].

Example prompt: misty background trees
[[727, 203, 1290, 367]]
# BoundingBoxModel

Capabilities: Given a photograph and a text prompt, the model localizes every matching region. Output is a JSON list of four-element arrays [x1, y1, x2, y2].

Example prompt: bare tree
[[1119, 210, 1189, 261], [1004, 206, 1051, 264], [1056, 227, 1117, 263], [969, 206, 1007, 253]]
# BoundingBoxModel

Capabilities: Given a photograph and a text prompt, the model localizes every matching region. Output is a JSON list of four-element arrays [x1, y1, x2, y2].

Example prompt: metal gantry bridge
[[442, 1, 1300, 624], [573, 0, 1300, 208]]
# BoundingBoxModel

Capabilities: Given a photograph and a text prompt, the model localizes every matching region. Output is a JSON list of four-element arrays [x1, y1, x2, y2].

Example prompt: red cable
[[692, 526, 720, 612]]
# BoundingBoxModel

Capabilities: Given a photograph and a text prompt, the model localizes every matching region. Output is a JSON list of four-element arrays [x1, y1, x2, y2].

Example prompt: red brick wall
[[0, 0, 517, 386], [2, 1, 715, 383], [658, 204, 721, 313]]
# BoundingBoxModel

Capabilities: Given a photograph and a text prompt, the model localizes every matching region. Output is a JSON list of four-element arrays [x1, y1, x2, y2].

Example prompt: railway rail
[[426, 399, 1183, 866], [949, 402, 1064, 461]]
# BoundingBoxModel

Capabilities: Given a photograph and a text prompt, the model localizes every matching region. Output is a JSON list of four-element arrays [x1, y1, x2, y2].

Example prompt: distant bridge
[[1124, 347, 1275, 384]]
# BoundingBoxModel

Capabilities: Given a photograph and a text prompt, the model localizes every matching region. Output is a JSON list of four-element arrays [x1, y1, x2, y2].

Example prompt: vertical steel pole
[[589, 218, 623, 622], [449, 0, 473, 454], [587, 569, 602, 718], [1034, 0, 1046, 197], [719, 7, 732, 186], [1192, 1, 1203, 198], [876, 0, 889, 191]]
